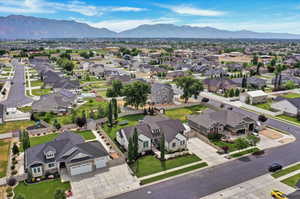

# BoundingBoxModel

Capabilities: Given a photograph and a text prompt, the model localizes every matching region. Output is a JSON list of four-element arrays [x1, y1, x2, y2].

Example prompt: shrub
[[10, 165, 15, 170], [7, 192, 13, 198], [6, 187, 12, 193], [208, 133, 223, 141], [6, 177, 17, 186]]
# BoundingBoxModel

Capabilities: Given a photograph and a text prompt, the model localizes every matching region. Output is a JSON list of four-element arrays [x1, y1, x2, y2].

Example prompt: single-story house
[[203, 78, 239, 93], [271, 97, 300, 116], [240, 90, 268, 105], [116, 115, 189, 153], [25, 131, 110, 177], [188, 109, 257, 136]]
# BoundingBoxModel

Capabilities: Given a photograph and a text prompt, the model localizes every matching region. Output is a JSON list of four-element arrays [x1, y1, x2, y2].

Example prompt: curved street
[[110, 99, 300, 199]]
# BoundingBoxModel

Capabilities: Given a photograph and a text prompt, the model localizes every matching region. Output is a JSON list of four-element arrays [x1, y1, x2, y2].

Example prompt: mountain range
[[1, 15, 300, 39]]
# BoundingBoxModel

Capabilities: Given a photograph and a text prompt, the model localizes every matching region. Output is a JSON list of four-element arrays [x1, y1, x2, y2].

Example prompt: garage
[[95, 157, 108, 169], [70, 163, 93, 176]]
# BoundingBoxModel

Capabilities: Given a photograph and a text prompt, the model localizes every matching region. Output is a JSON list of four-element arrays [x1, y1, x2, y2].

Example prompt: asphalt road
[[110, 99, 300, 199], [2, 61, 33, 108]]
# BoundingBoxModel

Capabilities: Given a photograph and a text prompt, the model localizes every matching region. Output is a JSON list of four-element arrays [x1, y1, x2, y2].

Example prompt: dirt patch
[[278, 138, 295, 144], [260, 129, 283, 140]]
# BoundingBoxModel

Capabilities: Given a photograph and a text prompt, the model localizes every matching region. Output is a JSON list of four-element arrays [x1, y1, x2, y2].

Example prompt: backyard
[[14, 180, 70, 199], [130, 154, 201, 177], [165, 105, 207, 122], [102, 114, 144, 140], [0, 120, 35, 134], [0, 140, 10, 178]]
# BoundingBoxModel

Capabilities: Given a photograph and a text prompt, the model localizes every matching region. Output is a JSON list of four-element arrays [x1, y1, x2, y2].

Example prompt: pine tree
[[160, 133, 165, 161], [235, 89, 240, 97], [112, 98, 118, 121], [22, 131, 30, 151], [107, 101, 113, 127], [12, 143, 19, 155], [133, 128, 139, 160], [128, 137, 134, 163]]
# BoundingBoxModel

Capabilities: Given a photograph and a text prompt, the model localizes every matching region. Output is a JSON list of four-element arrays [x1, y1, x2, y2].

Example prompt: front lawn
[[140, 162, 208, 185], [281, 173, 300, 188], [229, 147, 260, 158], [130, 154, 201, 177], [0, 120, 35, 134], [30, 80, 44, 87], [277, 115, 300, 126], [14, 180, 70, 199], [31, 88, 52, 96], [165, 105, 207, 122], [281, 93, 300, 98], [102, 114, 144, 140], [73, 130, 96, 140], [254, 102, 272, 111], [272, 163, 300, 178], [0, 140, 10, 178]]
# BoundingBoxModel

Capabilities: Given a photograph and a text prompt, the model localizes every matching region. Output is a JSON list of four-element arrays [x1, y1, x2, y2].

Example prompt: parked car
[[271, 190, 288, 199], [268, 163, 282, 172]]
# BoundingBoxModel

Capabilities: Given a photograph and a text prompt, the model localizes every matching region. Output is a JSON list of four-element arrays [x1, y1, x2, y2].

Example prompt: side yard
[[0, 140, 10, 178], [165, 105, 207, 122]]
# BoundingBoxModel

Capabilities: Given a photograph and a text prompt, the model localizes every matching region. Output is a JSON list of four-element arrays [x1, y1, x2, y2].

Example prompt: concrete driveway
[[187, 137, 227, 166], [71, 164, 140, 199]]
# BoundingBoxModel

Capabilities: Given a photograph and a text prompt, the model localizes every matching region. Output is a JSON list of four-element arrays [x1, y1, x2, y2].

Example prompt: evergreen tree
[[160, 133, 165, 161], [235, 89, 240, 97], [128, 137, 134, 163], [229, 89, 235, 97], [22, 131, 30, 151], [112, 98, 118, 121], [53, 119, 61, 130], [107, 101, 113, 127], [12, 143, 19, 155], [133, 128, 139, 160]]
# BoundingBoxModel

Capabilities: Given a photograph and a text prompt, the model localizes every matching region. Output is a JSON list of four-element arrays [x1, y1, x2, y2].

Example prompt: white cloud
[[159, 4, 225, 16], [81, 18, 179, 32], [0, 0, 146, 16]]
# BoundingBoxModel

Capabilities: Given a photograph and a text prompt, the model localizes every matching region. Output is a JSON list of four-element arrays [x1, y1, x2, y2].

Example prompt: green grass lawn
[[277, 115, 300, 125], [29, 133, 59, 148], [31, 88, 52, 96], [165, 105, 207, 122], [0, 120, 35, 134], [281, 93, 300, 98], [230, 147, 260, 158], [73, 130, 96, 140], [97, 90, 107, 97], [0, 140, 10, 178], [130, 155, 201, 177], [102, 114, 145, 140], [272, 163, 300, 178], [281, 173, 300, 188], [140, 162, 208, 185], [254, 102, 272, 111], [14, 180, 70, 199], [30, 80, 44, 87], [17, 106, 32, 113]]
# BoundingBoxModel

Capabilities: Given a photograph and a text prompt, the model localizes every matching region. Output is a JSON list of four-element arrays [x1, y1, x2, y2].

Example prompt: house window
[[143, 141, 149, 148], [172, 143, 176, 148], [32, 167, 41, 174], [180, 140, 185, 145], [48, 163, 56, 168], [46, 151, 55, 159]]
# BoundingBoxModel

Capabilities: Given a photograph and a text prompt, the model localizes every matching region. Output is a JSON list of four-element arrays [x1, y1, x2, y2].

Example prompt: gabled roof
[[275, 97, 300, 109]]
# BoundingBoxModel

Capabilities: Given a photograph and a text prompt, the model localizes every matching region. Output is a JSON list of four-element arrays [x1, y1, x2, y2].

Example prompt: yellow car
[[271, 190, 288, 199]]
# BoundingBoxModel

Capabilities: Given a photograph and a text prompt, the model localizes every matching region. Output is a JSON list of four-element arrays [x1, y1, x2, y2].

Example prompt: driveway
[[187, 137, 227, 166], [71, 164, 140, 199]]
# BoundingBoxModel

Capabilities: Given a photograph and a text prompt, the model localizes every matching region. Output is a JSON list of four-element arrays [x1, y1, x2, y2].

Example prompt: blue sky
[[1, 0, 300, 33]]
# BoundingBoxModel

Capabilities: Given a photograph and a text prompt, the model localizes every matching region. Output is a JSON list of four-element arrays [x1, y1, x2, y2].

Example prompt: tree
[[22, 131, 30, 151], [235, 138, 249, 151], [270, 58, 276, 67], [12, 143, 19, 155], [160, 133, 165, 161], [106, 80, 123, 97], [54, 189, 66, 199], [246, 134, 260, 146], [256, 62, 263, 75], [112, 98, 118, 121], [229, 89, 235, 97], [252, 55, 259, 65], [235, 89, 240, 97], [132, 128, 139, 160], [242, 76, 247, 88], [174, 76, 203, 103], [123, 81, 151, 109], [107, 101, 113, 127], [98, 105, 106, 118], [127, 137, 134, 164], [284, 80, 296, 90], [53, 119, 61, 130]]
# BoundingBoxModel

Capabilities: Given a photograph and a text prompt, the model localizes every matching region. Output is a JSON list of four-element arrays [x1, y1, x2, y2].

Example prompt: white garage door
[[70, 163, 92, 176], [95, 158, 107, 169]]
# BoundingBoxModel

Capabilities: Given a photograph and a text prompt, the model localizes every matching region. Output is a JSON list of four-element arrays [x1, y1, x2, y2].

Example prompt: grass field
[[272, 163, 300, 178], [102, 114, 144, 140], [0, 120, 35, 134], [165, 105, 207, 122], [130, 155, 201, 178], [14, 180, 70, 199], [0, 140, 10, 178], [140, 162, 208, 185]]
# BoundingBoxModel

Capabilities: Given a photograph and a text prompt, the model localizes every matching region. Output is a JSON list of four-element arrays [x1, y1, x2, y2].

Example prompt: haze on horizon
[[0, 0, 300, 33]]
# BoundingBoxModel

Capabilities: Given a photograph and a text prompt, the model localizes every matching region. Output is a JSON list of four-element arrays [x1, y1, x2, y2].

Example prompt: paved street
[[110, 96, 300, 199], [2, 61, 33, 108]]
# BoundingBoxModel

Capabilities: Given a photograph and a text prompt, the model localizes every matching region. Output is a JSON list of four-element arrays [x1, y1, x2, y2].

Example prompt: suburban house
[[232, 77, 267, 89], [271, 97, 300, 116], [165, 71, 185, 80], [25, 131, 110, 177], [240, 90, 268, 105], [32, 89, 77, 113], [188, 109, 257, 136], [203, 78, 239, 93], [88, 64, 104, 77], [116, 115, 189, 154], [150, 83, 174, 105]]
